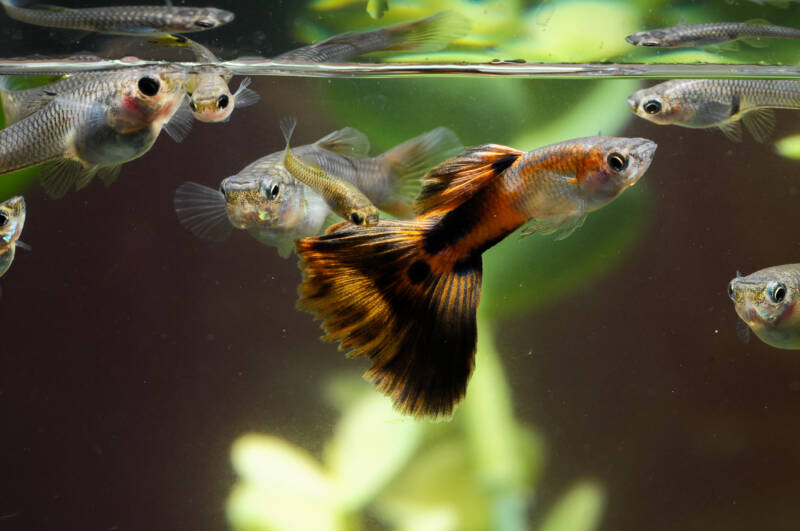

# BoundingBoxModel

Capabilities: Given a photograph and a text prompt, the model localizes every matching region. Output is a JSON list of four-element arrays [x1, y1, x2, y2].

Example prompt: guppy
[[281, 117, 379, 227], [625, 20, 800, 48], [729, 265, 800, 350], [627, 79, 800, 142], [0, 66, 189, 197], [296, 136, 657, 419], [0, 196, 26, 278], [0, 0, 233, 35], [174, 126, 462, 257]]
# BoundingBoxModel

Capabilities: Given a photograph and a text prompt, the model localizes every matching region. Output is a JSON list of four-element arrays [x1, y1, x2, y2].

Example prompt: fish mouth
[[626, 95, 638, 112], [624, 34, 638, 45]]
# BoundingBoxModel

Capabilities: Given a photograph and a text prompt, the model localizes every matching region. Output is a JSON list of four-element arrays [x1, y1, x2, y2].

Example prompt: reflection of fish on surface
[[0, 66, 190, 197], [0, 196, 26, 278], [174, 126, 462, 257], [0, 0, 234, 35], [627, 79, 800, 142], [729, 265, 800, 350], [625, 20, 800, 48], [296, 136, 657, 419]]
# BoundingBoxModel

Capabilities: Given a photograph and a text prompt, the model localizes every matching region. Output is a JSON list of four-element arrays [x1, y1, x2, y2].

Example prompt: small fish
[[625, 20, 800, 48], [274, 10, 470, 63], [627, 79, 800, 142], [280, 117, 379, 227], [0, 0, 234, 36], [0, 196, 26, 278], [174, 126, 462, 257], [296, 136, 657, 418], [728, 265, 800, 349], [0, 66, 190, 197]]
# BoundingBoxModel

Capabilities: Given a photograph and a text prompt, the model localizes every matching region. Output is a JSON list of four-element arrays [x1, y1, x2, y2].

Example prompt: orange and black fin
[[414, 144, 522, 217], [296, 218, 482, 419]]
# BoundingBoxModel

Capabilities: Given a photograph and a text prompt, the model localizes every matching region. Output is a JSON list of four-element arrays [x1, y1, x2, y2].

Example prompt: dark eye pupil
[[607, 152, 628, 172], [217, 94, 230, 109], [0, 212, 7, 226], [138, 77, 160, 97], [351, 213, 363, 225], [644, 100, 661, 114], [271, 185, 279, 198], [195, 20, 214, 28], [773, 285, 786, 303]]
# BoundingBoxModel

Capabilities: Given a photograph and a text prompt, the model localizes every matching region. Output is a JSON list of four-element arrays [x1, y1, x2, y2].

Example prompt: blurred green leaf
[[539, 480, 606, 531], [325, 392, 424, 511], [366, 0, 388, 19], [774, 133, 800, 160]]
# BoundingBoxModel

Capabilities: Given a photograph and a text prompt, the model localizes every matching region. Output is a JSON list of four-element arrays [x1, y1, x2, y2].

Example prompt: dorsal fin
[[414, 144, 523, 216], [315, 127, 370, 157]]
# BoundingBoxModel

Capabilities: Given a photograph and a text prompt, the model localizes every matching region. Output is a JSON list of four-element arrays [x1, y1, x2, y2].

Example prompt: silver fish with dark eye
[[625, 21, 800, 48], [728, 265, 800, 349]]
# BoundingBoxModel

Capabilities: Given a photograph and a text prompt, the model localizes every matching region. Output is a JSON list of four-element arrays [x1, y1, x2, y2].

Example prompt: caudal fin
[[296, 218, 482, 419], [377, 127, 463, 217], [381, 11, 472, 54]]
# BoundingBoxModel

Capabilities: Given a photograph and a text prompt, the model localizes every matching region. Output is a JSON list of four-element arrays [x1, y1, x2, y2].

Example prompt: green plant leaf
[[774, 134, 800, 160], [539, 480, 606, 531]]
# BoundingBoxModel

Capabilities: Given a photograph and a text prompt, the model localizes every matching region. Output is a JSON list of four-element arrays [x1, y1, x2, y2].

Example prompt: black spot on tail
[[491, 154, 519, 173], [407, 260, 431, 284]]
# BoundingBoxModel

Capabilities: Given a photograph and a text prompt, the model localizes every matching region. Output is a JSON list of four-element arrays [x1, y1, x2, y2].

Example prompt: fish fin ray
[[736, 319, 752, 344], [415, 144, 523, 217], [380, 10, 471, 54], [163, 97, 194, 143], [232, 77, 260, 108], [296, 218, 480, 419], [96, 165, 122, 187], [173, 181, 232, 242], [519, 212, 586, 240], [741, 108, 776, 143], [15, 240, 31, 251], [315, 127, 371, 157], [39, 159, 93, 198], [717, 120, 743, 142]]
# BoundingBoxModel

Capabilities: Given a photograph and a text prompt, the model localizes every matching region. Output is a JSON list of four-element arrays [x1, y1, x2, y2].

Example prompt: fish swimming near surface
[[625, 20, 800, 48], [280, 117, 380, 227], [295, 136, 657, 418], [627, 79, 800, 142], [174, 126, 462, 257], [0, 0, 234, 35], [729, 265, 800, 349], [0, 66, 190, 197], [0, 196, 26, 278]]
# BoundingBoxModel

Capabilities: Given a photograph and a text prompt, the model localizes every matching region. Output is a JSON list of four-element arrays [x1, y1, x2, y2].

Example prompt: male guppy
[[0, 0, 233, 35], [626, 21, 800, 48], [0, 66, 189, 197], [729, 265, 800, 350], [296, 136, 657, 419], [627, 79, 800, 142], [0, 196, 26, 278], [174, 126, 462, 257]]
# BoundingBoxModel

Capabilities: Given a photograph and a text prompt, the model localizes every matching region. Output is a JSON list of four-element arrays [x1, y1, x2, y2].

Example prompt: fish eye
[[194, 20, 214, 28], [217, 94, 230, 109], [137, 76, 160, 97], [0, 211, 7, 227], [351, 212, 364, 225], [607, 152, 628, 172], [270, 184, 280, 199], [643, 99, 662, 114], [768, 281, 787, 303], [727, 280, 736, 301]]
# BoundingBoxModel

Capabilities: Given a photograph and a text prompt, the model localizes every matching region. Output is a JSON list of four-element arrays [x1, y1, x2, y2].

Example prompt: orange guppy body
[[296, 136, 657, 419]]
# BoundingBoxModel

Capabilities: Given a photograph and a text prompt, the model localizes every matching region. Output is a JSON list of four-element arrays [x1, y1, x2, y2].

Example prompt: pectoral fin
[[741, 108, 776, 143]]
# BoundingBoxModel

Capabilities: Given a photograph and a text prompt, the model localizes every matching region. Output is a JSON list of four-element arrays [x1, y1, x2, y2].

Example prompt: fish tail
[[280, 116, 297, 153], [376, 127, 463, 217], [296, 217, 482, 419], [381, 11, 472, 54]]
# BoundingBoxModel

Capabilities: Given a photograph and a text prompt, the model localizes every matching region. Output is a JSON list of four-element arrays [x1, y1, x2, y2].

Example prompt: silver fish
[[729, 265, 800, 350], [0, 196, 26, 278], [0, 66, 190, 197], [0, 0, 234, 35], [626, 20, 800, 48], [174, 126, 462, 257], [626, 79, 800, 142]]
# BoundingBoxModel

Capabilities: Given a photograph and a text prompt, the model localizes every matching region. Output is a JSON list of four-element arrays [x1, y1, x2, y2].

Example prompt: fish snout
[[626, 95, 638, 113]]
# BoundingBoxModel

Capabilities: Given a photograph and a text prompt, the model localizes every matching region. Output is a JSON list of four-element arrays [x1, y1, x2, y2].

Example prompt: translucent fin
[[741, 108, 776, 143], [381, 10, 471, 54], [736, 319, 751, 344], [276, 240, 294, 258], [414, 144, 523, 217], [717, 120, 743, 142], [15, 240, 31, 251], [296, 217, 479, 419], [315, 127, 370, 157], [96, 165, 122, 188], [39, 159, 94, 199], [163, 98, 194, 143], [173, 181, 232, 242], [232, 77, 260, 108], [377, 127, 463, 217], [711, 41, 742, 52], [519, 213, 587, 240], [280, 116, 297, 147]]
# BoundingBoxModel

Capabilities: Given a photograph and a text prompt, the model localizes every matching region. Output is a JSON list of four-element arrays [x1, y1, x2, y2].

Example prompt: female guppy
[[626, 21, 800, 48], [0, 66, 189, 197], [174, 126, 462, 257], [627, 79, 800, 142], [296, 136, 657, 419], [0, 196, 26, 278], [729, 265, 800, 350], [0, 0, 233, 35]]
